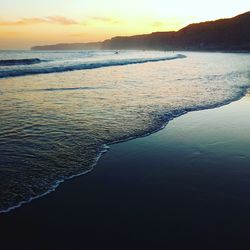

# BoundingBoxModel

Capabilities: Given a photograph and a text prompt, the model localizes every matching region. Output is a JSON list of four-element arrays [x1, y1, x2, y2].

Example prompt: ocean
[[0, 50, 249, 212]]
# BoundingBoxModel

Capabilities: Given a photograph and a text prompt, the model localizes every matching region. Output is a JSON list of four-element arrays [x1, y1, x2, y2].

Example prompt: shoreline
[[1, 86, 249, 215], [2, 92, 250, 249]]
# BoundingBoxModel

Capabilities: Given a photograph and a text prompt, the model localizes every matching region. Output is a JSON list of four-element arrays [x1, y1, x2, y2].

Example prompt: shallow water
[[0, 50, 249, 212]]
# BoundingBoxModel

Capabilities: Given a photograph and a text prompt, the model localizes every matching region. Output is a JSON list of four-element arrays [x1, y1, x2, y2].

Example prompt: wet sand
[[1, 94, 250, 250]]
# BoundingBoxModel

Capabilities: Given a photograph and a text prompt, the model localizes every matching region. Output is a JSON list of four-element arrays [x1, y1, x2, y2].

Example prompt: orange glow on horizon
[[0, 0, 249, 49]]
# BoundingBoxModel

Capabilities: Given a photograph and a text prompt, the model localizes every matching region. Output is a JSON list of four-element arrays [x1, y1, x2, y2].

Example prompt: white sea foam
[[0, 51, 185, 78]]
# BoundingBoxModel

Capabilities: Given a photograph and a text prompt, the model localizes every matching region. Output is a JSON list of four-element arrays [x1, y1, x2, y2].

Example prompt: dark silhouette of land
[[31, 12, 250, 52], [31, 42, 102, 51]]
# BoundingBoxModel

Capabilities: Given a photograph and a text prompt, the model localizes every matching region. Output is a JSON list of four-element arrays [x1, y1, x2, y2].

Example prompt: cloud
[[0, 16, 119, 27], [152, 18, 187, 29], [0, 16, 78, 26], [46, 16, 77, 25], [69, 33, 85, 37], [152, 21, 165, 27], [90, 16, 120, 24], [0, 31, 21, 35]]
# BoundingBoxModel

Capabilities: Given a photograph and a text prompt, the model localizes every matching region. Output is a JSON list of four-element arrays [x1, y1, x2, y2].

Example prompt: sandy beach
[[1, 93, 250, 250], [1, 3, 250, 250]]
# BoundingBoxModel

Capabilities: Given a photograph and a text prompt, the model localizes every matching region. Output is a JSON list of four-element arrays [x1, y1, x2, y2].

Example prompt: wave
[[0, 58, 42, 66], [2, 52, 248, 214], [37, 86, 103, 92], [0, 145, 109, 213], [0, 85, 249, 214], [0, 54, 186, 78]]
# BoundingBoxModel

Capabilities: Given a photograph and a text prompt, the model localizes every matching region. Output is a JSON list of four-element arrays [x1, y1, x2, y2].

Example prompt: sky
[[0, 0, 250, 49]]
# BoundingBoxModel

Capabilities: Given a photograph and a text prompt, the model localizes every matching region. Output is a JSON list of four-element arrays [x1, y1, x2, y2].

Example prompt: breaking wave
[[0, 54, 186, 78], [0, 58, 42, 66]]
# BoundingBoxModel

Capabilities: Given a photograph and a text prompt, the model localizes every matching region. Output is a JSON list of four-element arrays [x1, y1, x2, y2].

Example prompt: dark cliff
[[102, 11, 250, 51], [31, 42, 102, 50], [31, 12, 250, 52]]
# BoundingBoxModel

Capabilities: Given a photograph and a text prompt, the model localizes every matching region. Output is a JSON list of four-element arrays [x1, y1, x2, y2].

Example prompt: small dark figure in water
[[115, 51, 119, 54]]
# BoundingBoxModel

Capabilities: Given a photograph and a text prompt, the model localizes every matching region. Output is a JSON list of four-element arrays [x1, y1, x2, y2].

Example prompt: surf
[[0, 54, 186, 78], [0, 58, 42, 66]]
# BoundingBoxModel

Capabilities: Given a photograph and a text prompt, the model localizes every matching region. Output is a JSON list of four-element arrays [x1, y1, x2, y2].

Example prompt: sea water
[[0, 50, 249, 212]]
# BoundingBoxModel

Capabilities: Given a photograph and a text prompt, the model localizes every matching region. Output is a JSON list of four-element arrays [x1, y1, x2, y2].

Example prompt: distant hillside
[[32, 12, 250, 52], [31, 42, 102, 50], [102, 12, 250, 51]]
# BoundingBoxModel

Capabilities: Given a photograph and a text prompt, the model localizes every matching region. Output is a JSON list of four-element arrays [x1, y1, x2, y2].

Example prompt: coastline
[[1, 84, 248, 215], [2, 92, 250, 249]]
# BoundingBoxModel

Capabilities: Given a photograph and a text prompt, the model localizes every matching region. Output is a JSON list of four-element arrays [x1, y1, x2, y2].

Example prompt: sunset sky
[[0, 0, 250, 49]]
